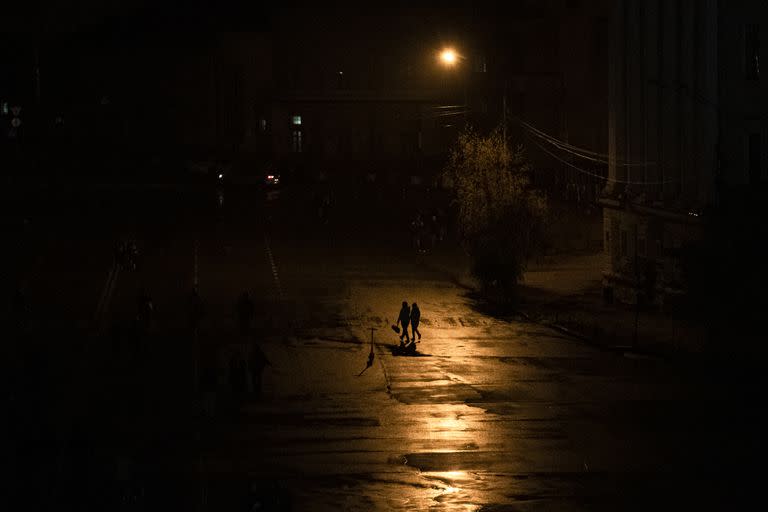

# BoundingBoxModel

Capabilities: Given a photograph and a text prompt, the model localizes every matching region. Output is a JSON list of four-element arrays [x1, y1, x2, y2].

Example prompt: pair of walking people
[[396, 301, 421, 345]]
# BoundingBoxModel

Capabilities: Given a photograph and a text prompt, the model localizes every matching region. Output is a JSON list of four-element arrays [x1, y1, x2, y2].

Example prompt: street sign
[[10, 105, 21, 116], [11, 117, 21, 128]]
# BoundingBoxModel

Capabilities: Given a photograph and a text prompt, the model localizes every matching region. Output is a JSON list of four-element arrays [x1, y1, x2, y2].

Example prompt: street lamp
[[439, 48, 458, 67], [437, 47, 467, 125], [436, 47, 507, 146]]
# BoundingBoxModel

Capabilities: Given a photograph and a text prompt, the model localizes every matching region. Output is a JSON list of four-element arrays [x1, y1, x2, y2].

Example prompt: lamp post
[[437, 47, 467, 126], [437, 47, 507, 146]]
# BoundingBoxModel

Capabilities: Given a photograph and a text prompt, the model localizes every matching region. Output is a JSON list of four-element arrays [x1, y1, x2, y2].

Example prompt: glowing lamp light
[[218, 173, 223, 179], [440, 48, 458, 66]]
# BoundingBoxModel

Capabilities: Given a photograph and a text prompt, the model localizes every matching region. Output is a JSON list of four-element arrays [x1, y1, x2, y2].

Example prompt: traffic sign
[[10, 105, 21, 116], [11, 117, 21, 128]]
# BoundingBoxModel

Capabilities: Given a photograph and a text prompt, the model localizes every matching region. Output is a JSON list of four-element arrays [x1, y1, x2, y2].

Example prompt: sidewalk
[[426, 244, 707, 359]]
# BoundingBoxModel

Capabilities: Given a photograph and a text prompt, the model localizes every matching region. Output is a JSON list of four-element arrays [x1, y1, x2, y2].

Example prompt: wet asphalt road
[[4, 184, 759, 510]]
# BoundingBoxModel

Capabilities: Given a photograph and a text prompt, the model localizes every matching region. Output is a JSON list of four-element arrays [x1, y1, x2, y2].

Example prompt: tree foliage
[[445, 127, 548, 297]]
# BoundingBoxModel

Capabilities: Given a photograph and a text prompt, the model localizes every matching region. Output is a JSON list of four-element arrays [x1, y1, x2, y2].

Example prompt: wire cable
[[519, 119, 657, 167], [529, 137, 677, 185]]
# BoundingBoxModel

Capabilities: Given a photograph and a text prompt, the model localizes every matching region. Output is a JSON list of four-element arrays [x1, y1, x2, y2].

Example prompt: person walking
[[411, 213, 424, 253], [429, 211, 439, 250], [410, 302, 421, 342], [396, 301, 411, 344], [431, 207, 447, 245]]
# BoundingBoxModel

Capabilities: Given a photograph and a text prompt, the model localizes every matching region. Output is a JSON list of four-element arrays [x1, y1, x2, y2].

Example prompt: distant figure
[[127, 240, 139, 270], [411, 213, 424, 253], [237, 291, 255, 336], [437, 207, 447, 242], [117, 239, 138, 271], [114, 240, 126, 268], [189, 287, 205, 330], [397, 301, 411, 344], [410, 303, 421, 342], [317, 189, 332, 224], [136, 289, 153, 331], [248, 343, 270, 397], [429, 211, 439, 249]]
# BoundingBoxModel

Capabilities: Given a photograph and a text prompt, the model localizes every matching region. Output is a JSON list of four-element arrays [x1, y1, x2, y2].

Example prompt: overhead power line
[[518, 118, 656, 167], [529, 138, 677, 185]]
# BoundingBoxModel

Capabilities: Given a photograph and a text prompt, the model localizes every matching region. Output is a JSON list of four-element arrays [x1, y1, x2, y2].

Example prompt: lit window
[[1, 102, 7, 115], [745, 24, 760, 80], [291, 115, 302, 126], [259, 118, 267, 132], [292, 130, 303, 152]]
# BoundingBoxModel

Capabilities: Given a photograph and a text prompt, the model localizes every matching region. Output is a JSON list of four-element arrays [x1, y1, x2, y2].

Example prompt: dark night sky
[[4, 1, 570, 37], [1, 1, 592, 120]]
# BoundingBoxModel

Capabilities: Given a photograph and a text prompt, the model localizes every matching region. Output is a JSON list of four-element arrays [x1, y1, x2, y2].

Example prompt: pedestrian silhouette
[[411, 213, 425, 253], [115, 240, 126, 268], [410, 302, 421, 342], [127, 239, 139, 270], [237, 291, 255, 336], [396, 301, 411, 344]]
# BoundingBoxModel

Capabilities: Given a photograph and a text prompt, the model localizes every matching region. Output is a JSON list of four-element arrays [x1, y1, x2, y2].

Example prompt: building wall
[[718, 1, 768, 187], [603, 0, 719, 305], [267, 8, 454, 178]]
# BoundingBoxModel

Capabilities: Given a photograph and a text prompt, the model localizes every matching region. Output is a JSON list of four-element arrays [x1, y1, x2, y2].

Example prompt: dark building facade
[[3, 3, 611, 188], [601, 0, 768, 306], [266, 8, 458, 184]]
